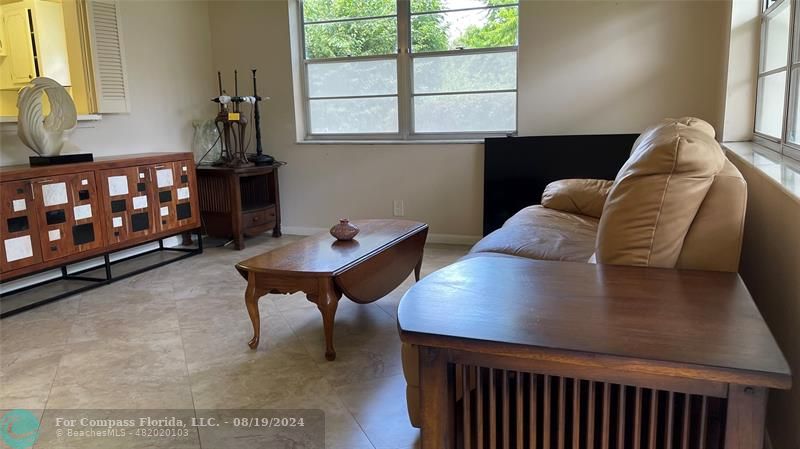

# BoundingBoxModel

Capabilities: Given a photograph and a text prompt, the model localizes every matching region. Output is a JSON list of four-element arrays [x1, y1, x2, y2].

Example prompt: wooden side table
[[196, 164, 282, 250], [398, 255, 792, 449]]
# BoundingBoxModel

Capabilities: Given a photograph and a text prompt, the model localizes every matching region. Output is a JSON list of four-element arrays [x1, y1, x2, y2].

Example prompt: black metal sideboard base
[[0, 229, 203, 318]]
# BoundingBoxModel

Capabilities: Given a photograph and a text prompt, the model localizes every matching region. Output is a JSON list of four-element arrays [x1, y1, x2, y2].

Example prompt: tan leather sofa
[[401, 117, 748, 427]]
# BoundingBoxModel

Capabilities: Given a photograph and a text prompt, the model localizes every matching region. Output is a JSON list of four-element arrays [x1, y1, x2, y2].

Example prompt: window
[[298, 0, 519, 140], [755, 0, 800, 160]]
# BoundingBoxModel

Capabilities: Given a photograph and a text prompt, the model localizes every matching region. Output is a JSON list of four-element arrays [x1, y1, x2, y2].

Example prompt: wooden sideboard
[[398, 256, 792, 449], [196, 164, 281, 250], [0, 153, 201, 285]]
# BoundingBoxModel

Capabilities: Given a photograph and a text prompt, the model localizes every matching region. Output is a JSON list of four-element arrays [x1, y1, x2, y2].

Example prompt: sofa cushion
[[629, 117, 716, 153], [596, 118, 726, 268], [541, 178, 614, 218], [470, 205, 598, 262]]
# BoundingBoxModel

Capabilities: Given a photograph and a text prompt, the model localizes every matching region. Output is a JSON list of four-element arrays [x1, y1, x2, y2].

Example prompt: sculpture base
[[30, 153, 94, 166]]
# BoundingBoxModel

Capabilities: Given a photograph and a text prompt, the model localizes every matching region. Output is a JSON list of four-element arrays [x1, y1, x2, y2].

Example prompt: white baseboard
[[426, 233, 482, 245], [280, 226, 328, 236], [281, 226, 481, 246]]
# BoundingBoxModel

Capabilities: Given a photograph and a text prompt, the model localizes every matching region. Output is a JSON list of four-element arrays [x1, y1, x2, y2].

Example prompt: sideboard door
[[32, 172, 105, 261], [0, 180, 44, 272], [99, 165, 157, 245], [150, 160, 199, 233]]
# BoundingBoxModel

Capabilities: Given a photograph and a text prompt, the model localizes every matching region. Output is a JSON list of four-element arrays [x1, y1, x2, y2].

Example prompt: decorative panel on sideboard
[[152, 160, 198, 234], [0, 180, 43, 272], [99, 165, 157, 245], [0, 153, 200, 282], [32, 172, 105, 261]]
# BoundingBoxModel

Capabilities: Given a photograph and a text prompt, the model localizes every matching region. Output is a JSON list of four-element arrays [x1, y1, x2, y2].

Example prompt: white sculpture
[[17, 77, 78, 157]]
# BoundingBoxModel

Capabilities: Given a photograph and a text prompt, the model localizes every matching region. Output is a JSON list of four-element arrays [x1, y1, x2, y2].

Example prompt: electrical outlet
[[393, 200, 404, 217]]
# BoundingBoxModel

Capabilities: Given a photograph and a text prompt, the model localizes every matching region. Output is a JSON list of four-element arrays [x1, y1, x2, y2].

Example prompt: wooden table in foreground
[[398, 255, 792, 449], [237, 219, 428, 360]]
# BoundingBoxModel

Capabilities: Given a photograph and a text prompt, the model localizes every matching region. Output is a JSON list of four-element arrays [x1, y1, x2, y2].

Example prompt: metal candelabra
[[211, 69, 273, 167], [247, 69, 274, 166]]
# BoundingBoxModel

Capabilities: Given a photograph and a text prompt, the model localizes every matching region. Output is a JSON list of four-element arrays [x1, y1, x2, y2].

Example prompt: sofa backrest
[[595, 118, 746, 272], [675, 159, 747, 272]]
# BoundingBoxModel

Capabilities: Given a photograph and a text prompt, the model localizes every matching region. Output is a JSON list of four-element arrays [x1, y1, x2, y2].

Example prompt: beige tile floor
[[0, 234, 469, 449]]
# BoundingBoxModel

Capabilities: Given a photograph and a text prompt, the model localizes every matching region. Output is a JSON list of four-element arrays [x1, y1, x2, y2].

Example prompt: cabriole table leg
[[245, 273, 267, 349], [315, 277, 342, 361]]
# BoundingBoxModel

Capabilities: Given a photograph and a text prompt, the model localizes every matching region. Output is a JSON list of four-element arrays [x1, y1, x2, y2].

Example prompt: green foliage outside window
[[455, 5, 518, 49], [303, 0, 517, 59]]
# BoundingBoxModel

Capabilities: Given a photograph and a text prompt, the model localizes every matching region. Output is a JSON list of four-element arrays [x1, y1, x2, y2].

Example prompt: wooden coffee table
[[236, 219, 428, 360]]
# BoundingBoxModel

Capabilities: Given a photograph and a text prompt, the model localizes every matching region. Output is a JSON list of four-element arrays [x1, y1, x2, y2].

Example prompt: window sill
[[722, 141, 800, 200], [0, 114, 102, 123], [297, 138, 486, 145]]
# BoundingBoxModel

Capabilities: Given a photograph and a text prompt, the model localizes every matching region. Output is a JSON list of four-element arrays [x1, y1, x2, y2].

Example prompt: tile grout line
[[174, 286, 205, 449], [274, 299, 379, 449], [33, 296, 80, 442]]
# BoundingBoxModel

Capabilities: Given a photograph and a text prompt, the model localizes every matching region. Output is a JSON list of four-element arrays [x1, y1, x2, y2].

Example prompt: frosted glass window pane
[[303, 0, 395, 22], [414, 92, 515, 132], [304, 18, 397, 59], [755, 72, 786, 138], [413, 52, 516, 93], [310, 97, 398, 133], [762, 1, 790, 72], [308, 60, 397, 98], [411, 6, 518, 52]]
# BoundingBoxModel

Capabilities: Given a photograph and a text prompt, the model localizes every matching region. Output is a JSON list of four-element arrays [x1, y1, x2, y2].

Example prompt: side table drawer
[[242, 207, 276, 235]]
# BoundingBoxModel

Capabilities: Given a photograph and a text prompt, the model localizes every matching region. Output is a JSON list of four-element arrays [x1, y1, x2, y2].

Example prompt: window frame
[[754, 0, 800, 161], [297, 0, 520, 142]]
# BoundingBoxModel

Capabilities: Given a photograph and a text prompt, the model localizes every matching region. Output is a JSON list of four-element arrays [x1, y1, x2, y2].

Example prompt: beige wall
[[0, 0, 217, 165], [517, 1, 729, 136], [727, 151, 800, 449], [208, 0, 730, 239], [722, 0, 760, 142]]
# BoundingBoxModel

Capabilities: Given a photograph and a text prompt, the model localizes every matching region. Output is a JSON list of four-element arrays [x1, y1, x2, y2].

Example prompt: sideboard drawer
[[242, 207, 275, 235]]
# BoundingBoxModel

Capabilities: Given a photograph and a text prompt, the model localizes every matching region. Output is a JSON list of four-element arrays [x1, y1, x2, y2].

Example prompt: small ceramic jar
[[330, 219, 359, 241]]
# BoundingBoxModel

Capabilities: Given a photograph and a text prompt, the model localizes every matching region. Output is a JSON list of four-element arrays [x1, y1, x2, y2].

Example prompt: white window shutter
[[86, 0, 130, 113]]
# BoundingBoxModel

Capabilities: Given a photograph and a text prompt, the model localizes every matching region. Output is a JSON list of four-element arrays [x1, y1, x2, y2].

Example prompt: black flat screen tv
[[483, 134, 640, 235]]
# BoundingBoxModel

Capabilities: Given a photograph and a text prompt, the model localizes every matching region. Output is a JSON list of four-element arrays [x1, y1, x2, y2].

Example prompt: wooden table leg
[[181, 232, 193, 246], [420, 346, 455, 449], [414, 255, 423, 282], [724, 385, 768, 449], [316, 277, 342, 361], [271, 168, 282, 237], [245, 272, 267, 349], [231, 172, 245, 250]]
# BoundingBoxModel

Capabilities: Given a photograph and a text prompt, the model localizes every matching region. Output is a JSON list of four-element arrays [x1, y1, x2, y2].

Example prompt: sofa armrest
[[541, 179, 613, 219]]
